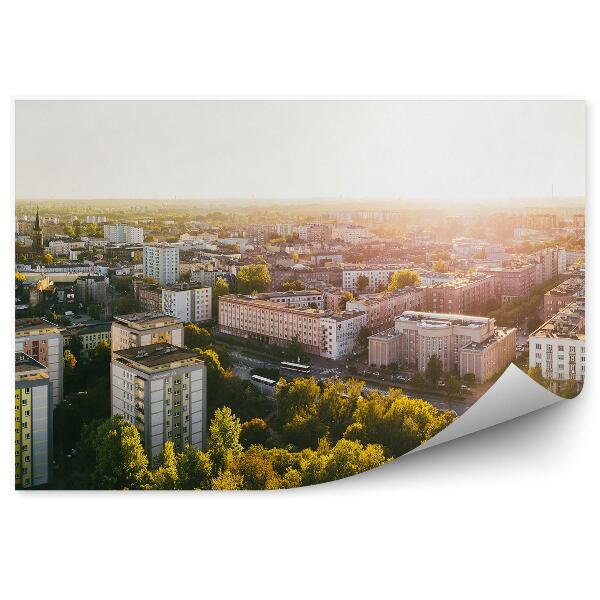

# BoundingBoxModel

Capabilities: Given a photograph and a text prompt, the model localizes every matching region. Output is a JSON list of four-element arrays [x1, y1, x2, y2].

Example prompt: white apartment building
[[331, 224, 375, 245], [162, 284, 212, 323], [143, 243, 180, 285], [86, 215, 108, 223], [15, 318, 64, 407], [529, 300, 585, 383], [219, 294, 367, 359], [104, 223, 144, 244], [250, 290, 325, 310], [111, 344, 207, 464], [342, 266, 408, 293], [111, 312, 184, 354], [190, 268, 230, 286]]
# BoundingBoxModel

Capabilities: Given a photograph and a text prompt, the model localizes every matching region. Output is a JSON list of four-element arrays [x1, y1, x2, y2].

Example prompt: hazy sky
[[15, 100, 585, 201]]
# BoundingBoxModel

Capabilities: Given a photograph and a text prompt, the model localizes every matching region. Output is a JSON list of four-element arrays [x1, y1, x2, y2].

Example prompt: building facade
[[347, 287, 424, 331], [368, 311, 516, 383], [219, 294, 367, 359], [111, 344, 207, 464], [15, 318, 63, 407], [103, 223, 144, 244], [143, 243, 180, 286], [543, 277, 585, 320], [424, 274, 494, 314], [162, 284, 212, 323], [529, 300, 585, 383], [15, 353, 52, 488], [63, 322, 112, 356], [480, 263, 536, 303]]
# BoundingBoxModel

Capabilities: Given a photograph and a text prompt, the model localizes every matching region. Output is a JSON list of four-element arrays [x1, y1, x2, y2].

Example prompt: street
[[229, 349, 474, 416]]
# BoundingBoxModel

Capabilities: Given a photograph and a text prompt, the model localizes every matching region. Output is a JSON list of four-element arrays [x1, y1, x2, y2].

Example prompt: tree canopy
[[387, 269, 421, 291]]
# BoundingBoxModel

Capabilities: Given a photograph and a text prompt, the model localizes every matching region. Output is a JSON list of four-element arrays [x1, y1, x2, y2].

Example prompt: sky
[[15, 100, 585, 202]]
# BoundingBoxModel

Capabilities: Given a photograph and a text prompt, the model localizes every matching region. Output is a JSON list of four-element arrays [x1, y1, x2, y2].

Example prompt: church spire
[[34, 206, 40, 230]]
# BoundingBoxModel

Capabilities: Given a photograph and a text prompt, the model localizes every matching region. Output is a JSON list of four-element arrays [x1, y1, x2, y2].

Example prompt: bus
[[280, 361, 311, 375], [250, 374, 278, 396]]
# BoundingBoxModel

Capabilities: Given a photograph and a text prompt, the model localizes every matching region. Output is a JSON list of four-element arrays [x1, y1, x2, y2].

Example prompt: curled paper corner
[[409, 364, 562, 454]]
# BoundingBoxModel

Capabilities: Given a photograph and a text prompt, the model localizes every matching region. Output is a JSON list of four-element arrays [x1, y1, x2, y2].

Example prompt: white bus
[[250, 374, 278, 396], [280, 361, 311, 375]]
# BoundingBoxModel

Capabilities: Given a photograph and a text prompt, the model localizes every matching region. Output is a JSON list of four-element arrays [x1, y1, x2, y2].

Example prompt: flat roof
[[396, 310, 491, 326], [531, 300, 585, 340], [113, 343, 201, 368], [15, 317, 60, 335], [460, 327, 516, 352], [15, 352, 47, 372], [113, 312, 182, 329], [64, 322, 112, 336]]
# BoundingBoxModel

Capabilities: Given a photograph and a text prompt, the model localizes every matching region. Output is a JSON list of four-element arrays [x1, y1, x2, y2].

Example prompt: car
[[461, 384, 471, 392]]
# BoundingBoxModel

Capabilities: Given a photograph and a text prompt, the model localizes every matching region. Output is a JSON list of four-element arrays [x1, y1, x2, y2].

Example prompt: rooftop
[[460, 327, 516, 353], [63, 322, 112, 336], [15, 352, 49, 381], [545, 277, 585, 298], [15, 317, 60, 336], [531, 300, 585, 340], [113, 343, 202, 369], [368, 328, 402, 341], [113, 312, 182, 330], [396, 311, 491, 327]]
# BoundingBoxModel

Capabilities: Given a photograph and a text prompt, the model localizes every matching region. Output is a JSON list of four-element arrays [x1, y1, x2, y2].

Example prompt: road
[[229, 350, 473, 416]]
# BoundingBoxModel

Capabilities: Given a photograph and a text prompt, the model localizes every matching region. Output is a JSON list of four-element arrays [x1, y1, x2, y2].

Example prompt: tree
[[527, 315, 542, 333], [357, 326, 371, 349], [42, 253, 54, 264], [387, 269, 421, 291], [425, 355, 443, 386], [88, 303, 102, 320], [143, 276, 159, 285], [528, 366, 545, 386], [211, 470, 244, 490], [212, 277, 230, 314], [356, 274, 369, 293], [76, 416, 150, 490], [207, 407, 243, 473], [291, 251, 299, 263], [561, 379, 580, 399], [15, 271, 26, 284], [237, 264, 271, 294], [231, 447, 281, 490], [175, 445, 213, 490], [240, 418, 270, 447], [445, 375, 461, 395], [410, 371, 426, 387], [432, 260, 449, 273], [151, 442, 178, 490], [462, 372, 476, 386], [63, 348, 77, 370], [340, 290, 355, 309], [279, 279, 304, 292], [184, 323, 212, 349], [284, 335, 306, 363]]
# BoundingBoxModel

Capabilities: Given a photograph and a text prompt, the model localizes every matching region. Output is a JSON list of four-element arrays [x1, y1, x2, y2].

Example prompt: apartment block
[[111, 312, 184, 354], [219, 294, 367, 359], [249, 289, 324, 310], [543, 277, 585, 320], [15, 352, 52, 488], [424, 273, 494, 314], [103, 223, 144, 244], [75, 275, 109, 304], [480, 263, 536, 303], [162, 283, 212, 323], [15, 318, 63, 407], [368, 311, 516, 383], [111, 344, 207, 464], [342, 266, 407, 293], [143, 243, 180, 286], [63, 322, 112, 356], [529, 300, 585, 383], [346, 287, 424, 330]]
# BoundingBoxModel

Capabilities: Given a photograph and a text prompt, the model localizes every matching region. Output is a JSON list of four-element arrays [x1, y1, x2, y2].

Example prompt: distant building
[[331, 224, 375, 245], [103, 223, 144, 244], [190, 268, 231, 287], [31, 207, 44, 253], [111, 343, 207, 465], [15, 352, 52, 488], [75, 275, 109, 305], [248, 289, 325, 310], [63, 322, 112, 356], [346, 288, 424, 331], [342, 266, 407, 293], [543, 277, 585, 320], [424, 273, 494, 314], [369, 311, 516, 383], [85, 215, 108, 223], [529, 300, 585, 384], [15, 318, 63, 407], [143, 244, 180, 286], [111, 312, 184, 354], [480, 263, 536, 303], [162, 283, 212, 323]]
